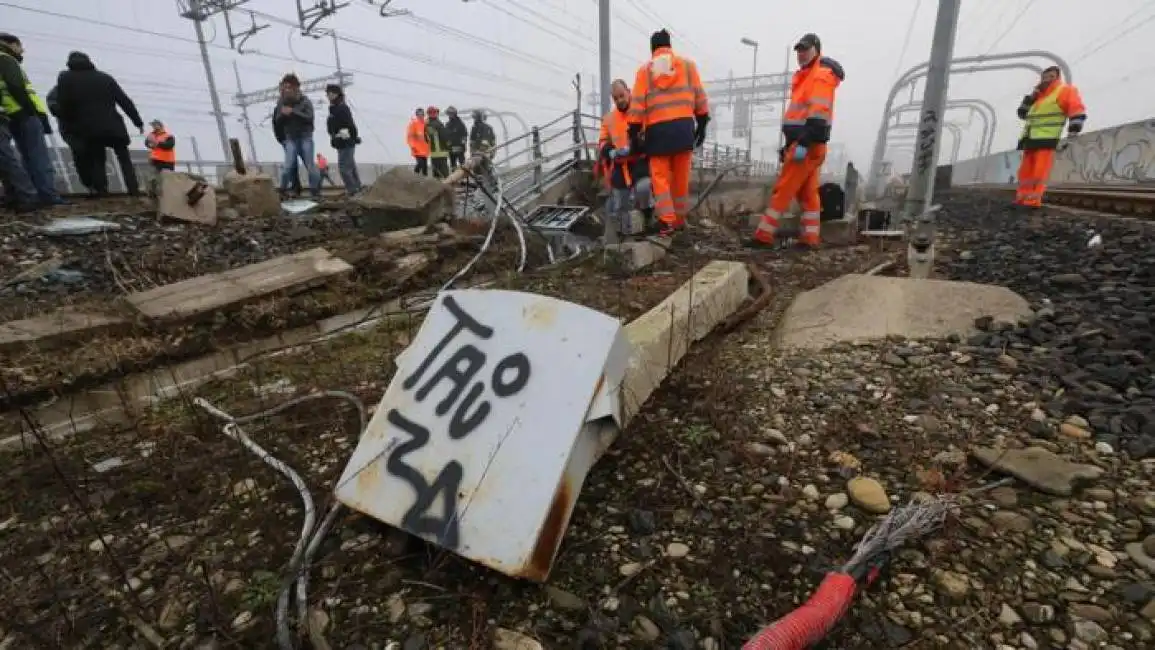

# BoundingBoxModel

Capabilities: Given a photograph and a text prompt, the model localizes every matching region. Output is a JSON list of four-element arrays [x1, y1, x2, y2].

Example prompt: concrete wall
[[951, 118, 1155, 186]]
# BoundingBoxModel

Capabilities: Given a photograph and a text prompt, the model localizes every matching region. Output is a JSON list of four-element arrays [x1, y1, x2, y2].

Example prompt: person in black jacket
[[325, 84, 362, 195], [445, 106, 468, 170], [272, 74, 320, 199], [45, 85, 95, 193], [469, 109, 496, 156], [54, 51, 145, 196]]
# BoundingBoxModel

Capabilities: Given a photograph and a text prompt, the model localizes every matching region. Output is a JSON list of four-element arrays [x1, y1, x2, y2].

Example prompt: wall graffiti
[[384, 294, 531, 549], [952, 118, 1155, 186]]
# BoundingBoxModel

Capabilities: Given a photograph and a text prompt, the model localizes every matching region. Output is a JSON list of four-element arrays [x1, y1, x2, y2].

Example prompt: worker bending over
[[627, 29, 709, 238], [752, 33, 844, 248], [599, 78, 653, 238], [1014, 66, 1085, 209]]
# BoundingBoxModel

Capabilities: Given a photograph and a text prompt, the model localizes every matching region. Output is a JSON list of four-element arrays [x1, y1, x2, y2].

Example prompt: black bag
[[818, 182, 845, 221]]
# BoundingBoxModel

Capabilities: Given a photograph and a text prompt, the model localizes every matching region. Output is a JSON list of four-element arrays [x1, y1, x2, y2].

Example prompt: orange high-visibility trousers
[[649, 150, 693, 227], [753, 143, 826, 246], [1015, 148, 1055, 207]]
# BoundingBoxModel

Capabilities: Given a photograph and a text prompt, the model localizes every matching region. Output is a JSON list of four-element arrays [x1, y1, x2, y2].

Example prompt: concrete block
[[223, 171, 281, 218], [619, 260, 749, 424], [603, 240, 666, 271], [354, 166, 455, 234], [745, 213, 858, 246], [819, 217, 858, 246], [157, 172, 217, 225]]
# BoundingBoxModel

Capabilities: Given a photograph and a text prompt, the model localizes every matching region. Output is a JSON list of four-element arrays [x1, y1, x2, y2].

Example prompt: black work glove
[[693, 113, 710, 148], [1016, 94, 1033, 120], [777, 147, 786, 163], [39, 115, 53, 135], [627, 123, 644, 153], [355, 136, 362, 145], [600, 142, 614, 161]]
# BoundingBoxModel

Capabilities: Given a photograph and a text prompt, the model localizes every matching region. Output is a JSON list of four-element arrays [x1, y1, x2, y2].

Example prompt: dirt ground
[[0, 219, 891, 648]]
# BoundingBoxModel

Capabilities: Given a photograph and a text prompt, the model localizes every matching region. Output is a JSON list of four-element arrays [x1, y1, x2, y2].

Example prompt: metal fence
[[44, 110, 773, 195]]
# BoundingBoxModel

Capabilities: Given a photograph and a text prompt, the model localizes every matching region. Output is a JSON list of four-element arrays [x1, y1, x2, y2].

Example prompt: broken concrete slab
[[282, 199, 319, 215], [157, 172, 218, 225], [603, 240, 667, 271], [776, 274, 1031, 350], [970, 446, 1104, 496], [354, 166, 455, 234], [0, 307, 126, 352], [222, 171, 281, 218]]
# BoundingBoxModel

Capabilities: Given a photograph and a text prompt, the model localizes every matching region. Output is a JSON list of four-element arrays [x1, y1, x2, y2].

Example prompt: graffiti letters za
[[915, 109, 939, 177], [385, 295, 532, 549]]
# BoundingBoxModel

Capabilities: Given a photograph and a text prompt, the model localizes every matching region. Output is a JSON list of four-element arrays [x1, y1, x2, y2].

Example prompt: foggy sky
[[6, 0, 1153, 171]]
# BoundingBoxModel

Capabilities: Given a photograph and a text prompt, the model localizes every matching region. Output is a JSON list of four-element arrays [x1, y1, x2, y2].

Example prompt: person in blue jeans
[[0, 33, 64, 207], [0, 118, 38, 212], [271, 73, 320, 199]]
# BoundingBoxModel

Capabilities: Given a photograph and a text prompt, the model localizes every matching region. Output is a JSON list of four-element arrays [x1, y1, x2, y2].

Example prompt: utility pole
[[598, 0, 611, 117], [901, 0, 960, 221], [902, 0, 961, 280], [232, 61, 259, 163], [178, 0, 264, 159], [740, 38, 759, 161]]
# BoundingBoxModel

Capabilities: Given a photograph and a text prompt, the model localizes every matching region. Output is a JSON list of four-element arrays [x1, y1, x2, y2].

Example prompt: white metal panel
[[334, 289, 623, 579]]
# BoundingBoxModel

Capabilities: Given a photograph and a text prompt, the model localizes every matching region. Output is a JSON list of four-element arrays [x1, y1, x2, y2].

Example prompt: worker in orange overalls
[[627, 29, 709, 238], [598, 78, 653, 238], [407, 107, 430, 176], [752, 33, 844, 249], [316, 152, 336, 186], [1014, 65, 1086, 209]]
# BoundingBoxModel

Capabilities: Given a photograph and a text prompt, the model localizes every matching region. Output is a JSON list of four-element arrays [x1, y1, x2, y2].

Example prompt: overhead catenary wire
[[0, 2, 572, 114], [1069, 0, 1155, 62], [891, 0, 923, 81], [982, 0, 1038, 55]]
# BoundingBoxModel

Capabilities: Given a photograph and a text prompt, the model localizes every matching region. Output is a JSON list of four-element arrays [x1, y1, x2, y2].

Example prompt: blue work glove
[[792, 145, 808, 162], [614, 146, 631, 158]]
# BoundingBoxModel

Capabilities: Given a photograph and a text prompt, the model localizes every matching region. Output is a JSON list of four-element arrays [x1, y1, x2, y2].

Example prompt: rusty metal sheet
[[334, 289, 623, 580]]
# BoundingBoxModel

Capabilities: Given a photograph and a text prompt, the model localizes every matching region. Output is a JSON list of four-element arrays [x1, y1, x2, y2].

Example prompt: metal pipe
[[890, 99, 997, 159]]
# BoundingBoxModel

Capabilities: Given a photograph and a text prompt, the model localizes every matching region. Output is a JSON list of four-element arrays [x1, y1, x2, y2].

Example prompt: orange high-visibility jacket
[[147, 129, 177, 164], [597, 108, 647, 189], [407, 117, 430, 157], [627, 47, 708, 156], [1018, 81, 1086, 150], [781, 56, 844, 147]]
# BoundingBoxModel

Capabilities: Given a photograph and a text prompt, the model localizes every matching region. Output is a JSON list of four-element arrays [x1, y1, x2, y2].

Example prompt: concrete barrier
[[951, 118, 1155, 186]]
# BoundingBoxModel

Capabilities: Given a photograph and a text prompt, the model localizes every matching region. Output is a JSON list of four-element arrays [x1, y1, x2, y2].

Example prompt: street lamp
[[740, 37, 759, 162]]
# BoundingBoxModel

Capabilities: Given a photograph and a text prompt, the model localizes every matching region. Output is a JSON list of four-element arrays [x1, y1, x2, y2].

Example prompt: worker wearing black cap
[[752, 33, 844, 249], [626, 29, 710, 238]]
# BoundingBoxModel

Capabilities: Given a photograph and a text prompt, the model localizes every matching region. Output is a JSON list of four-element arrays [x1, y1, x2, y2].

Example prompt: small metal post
[[229, 138, 247, 174], [531, 127, 542, 190]]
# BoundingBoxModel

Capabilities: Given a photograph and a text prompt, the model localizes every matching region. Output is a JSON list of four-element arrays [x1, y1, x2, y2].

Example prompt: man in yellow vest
[[0, 33, 64, 206], [1014, 66, 1086, 209]]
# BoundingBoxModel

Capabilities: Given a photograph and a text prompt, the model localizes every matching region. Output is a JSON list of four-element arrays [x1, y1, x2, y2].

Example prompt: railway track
[[972, 183, 1155, 217]]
